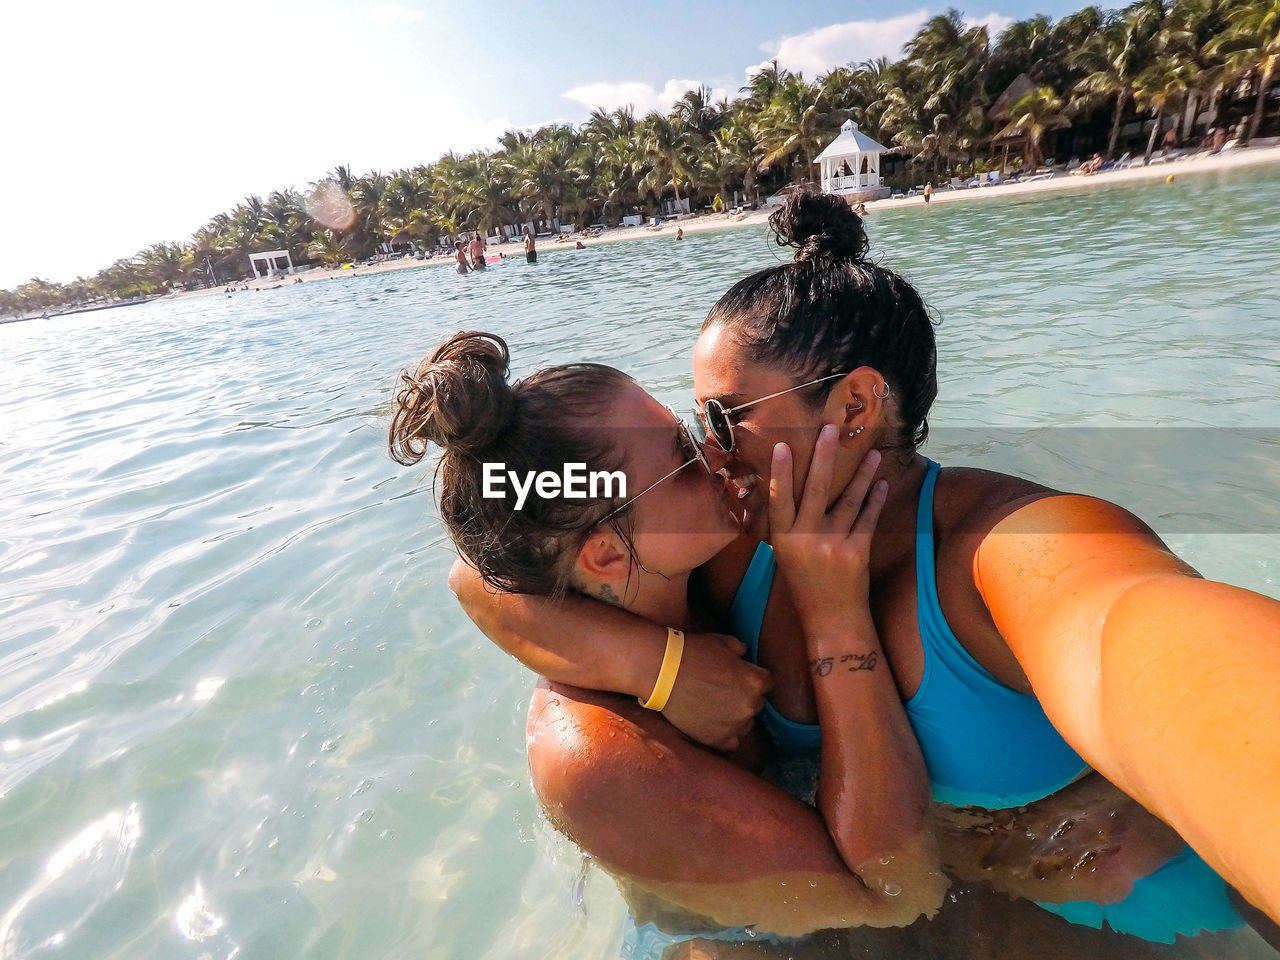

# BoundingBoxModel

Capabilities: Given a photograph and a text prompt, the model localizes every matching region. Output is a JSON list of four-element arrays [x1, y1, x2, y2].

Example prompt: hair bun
[[389, 331, 515, 464], [770, 191, 868, 266]]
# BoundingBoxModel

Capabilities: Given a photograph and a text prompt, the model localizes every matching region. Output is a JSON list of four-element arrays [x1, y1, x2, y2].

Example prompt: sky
[[0, 0, 1085, 289]]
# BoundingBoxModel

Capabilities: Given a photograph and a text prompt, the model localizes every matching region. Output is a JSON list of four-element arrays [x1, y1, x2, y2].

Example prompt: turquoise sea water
[[3, 165, 1280, 959]]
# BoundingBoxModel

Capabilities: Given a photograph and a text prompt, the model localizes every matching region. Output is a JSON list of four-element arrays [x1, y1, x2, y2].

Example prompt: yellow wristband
[[640, 628, 685, 711]]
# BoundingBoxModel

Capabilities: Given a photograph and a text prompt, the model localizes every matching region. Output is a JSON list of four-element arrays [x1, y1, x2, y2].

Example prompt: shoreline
[[36, 143, 1280, 310]]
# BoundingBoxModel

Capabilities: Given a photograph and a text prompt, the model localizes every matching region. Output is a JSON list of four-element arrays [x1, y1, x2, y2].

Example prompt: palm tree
[[346, 173, 388, 257], [136, 242, 190, 291], [907, 10, 991, 117], [509, 130, 579, 230], [673, 85, 724, 142], [595, 135, 643, 222], [637, 112, 695, 210], [739, 60, 789, 113], [755, 74, 832, 180], [455, 154, 517, 237], [997, 85, 1072, 168], [1134, 52, 1199, 160], [307, 229, 349, 267], [816, 66, 872, 122], [715, 114, 762, 204], [1208, 0, 1280, 142], [859, 57, 908, 143], [380, 169, 436, 248], [1071, 13, 1150, 157]]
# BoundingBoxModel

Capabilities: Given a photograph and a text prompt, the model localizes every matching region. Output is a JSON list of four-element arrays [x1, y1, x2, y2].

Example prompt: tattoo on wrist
[[810, 652, 878, 677]]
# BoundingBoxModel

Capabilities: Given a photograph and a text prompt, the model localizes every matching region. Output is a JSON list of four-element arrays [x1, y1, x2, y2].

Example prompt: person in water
[[523, 228, 537, 264], [467, 233, 486, 270], [391, 333, 1220, 960], [453, 240, 469, 275], [450, 194, 1280, 947]]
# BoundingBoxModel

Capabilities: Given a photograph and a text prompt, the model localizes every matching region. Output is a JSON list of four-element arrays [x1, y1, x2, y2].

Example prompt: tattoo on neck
[[810, 651, 878, 677], [597, 583, 622, 607]]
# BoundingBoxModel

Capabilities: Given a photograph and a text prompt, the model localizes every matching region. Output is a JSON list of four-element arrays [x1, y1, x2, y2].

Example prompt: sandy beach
[[161, 143, 1280, 303]]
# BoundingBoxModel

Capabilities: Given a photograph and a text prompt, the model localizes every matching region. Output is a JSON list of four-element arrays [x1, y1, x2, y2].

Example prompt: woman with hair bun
[[451, 193, 1280, 949], [392, 330, 952, 942]]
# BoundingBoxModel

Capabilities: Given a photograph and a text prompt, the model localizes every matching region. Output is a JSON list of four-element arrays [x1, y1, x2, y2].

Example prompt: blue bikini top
[[727, 458, 1089, 809]]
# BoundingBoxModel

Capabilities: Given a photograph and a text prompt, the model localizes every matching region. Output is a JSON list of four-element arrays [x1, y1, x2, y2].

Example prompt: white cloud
[[753, 11, 930, 80], [373, 3, 424, 29], [752, 9, 1017, 81], [967, 11, 1016, 38], [561, 78, 731, 117]]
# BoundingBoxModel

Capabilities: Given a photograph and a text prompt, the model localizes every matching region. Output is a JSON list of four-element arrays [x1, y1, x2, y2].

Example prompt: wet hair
[[703, 192, 937, 449], [389, 331, 635, 595]]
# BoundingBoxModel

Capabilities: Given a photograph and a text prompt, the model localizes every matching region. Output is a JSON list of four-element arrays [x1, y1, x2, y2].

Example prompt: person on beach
[[523, 228, 537, 264], [453, 241, 470, 275], [448, 194, 1280, 948], [1077, 154, 1103, 175], [677, 227, 684, 240], [468, 233, 486, 270], [922, 182, 932, 204]]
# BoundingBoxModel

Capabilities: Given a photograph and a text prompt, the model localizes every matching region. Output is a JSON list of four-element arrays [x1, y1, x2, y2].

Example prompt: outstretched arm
[[975, 494, 1280, 921], [448, 559, 772, 750]]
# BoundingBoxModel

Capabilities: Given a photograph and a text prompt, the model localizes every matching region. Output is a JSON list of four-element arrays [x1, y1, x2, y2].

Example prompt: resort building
[[815, 120, 892, 202], [248, 250, 295, 278]]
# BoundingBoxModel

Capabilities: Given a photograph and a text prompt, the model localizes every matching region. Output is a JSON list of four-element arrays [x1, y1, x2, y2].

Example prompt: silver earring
[[872, 382, 889, 399], [848, 426, 864, 437]]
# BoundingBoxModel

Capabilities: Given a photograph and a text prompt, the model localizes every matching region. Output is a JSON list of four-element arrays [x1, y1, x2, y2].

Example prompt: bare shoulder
[[936, 465, 1190, 582], [934, 465, 1063, 541]]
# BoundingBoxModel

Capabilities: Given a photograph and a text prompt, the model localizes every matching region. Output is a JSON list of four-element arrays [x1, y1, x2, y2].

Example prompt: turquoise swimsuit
[[726, 458, 1243, 943]]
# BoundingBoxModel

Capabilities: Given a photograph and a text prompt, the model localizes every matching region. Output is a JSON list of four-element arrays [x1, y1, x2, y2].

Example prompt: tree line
[[3, 0, 1276, 318]]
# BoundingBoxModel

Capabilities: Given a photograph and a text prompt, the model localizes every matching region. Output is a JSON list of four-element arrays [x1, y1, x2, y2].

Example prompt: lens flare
[[305, 181, 356, 231]]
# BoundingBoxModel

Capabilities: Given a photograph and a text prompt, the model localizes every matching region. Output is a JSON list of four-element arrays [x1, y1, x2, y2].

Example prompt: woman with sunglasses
[[390, 329, 965, 944], [450, 192, 1280, 947]]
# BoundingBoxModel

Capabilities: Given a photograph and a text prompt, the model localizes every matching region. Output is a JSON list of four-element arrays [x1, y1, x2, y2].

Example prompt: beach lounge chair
[[948, 177, 966, 190], [987, 171, 1001, 185]]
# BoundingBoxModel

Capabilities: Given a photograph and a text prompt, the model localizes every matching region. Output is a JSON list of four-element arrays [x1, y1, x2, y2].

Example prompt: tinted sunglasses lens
[[688, 408, 709, 444], [704, 402, 733, 450]]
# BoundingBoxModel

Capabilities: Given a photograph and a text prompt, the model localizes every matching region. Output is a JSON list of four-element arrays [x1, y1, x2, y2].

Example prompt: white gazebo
[[815, 120, 890, 199], [249, 249, 295, 278]]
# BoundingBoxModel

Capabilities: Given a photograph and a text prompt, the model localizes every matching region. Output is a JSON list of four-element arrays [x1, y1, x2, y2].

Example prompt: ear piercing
[[848, 426, 864, 437], [872, 382, 890, 399]]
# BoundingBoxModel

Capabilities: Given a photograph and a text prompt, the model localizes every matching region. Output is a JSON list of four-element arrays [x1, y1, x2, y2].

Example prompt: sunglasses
[[692, 373, 850, 453], [601, 406, 713, 523]]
